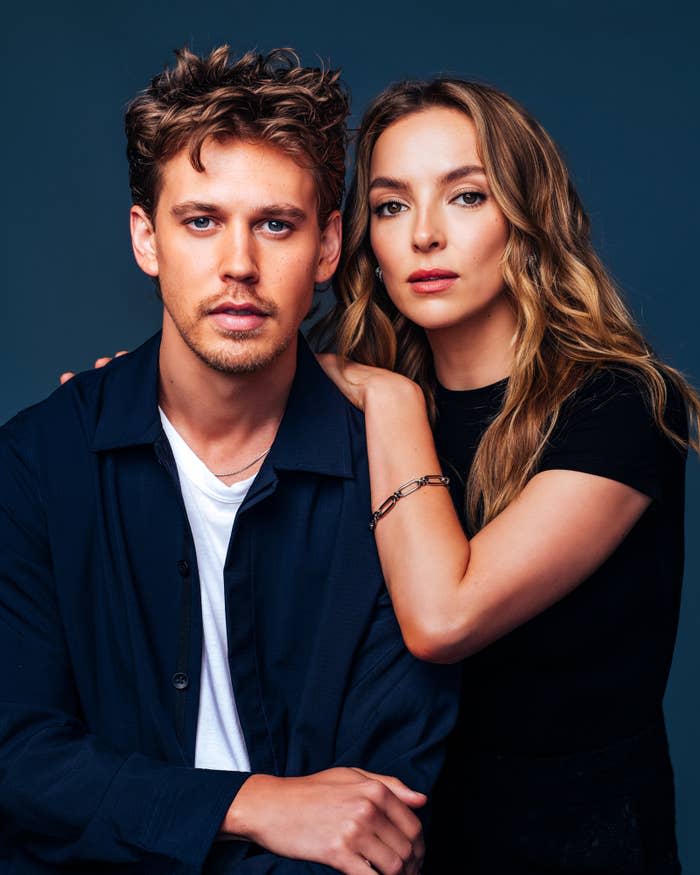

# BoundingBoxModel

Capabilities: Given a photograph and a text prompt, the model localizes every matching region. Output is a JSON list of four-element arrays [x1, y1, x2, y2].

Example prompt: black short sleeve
[[538, 369, 687, 502], [433, 363, 687, 763]]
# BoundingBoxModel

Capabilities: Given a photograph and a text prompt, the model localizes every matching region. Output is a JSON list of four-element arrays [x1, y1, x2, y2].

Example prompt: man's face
[[130, 137, 341, 374]]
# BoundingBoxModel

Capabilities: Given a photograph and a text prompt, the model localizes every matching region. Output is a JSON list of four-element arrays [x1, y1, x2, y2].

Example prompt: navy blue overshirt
[[0, 334, 459, 874]]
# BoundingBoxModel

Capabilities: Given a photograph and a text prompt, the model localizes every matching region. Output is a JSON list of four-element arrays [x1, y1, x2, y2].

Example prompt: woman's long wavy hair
[[322, 79, 700, 530]]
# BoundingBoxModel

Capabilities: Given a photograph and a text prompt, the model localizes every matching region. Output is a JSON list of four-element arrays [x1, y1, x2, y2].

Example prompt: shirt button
[[172, 672, 189, 690], [177, 560, 190, 577]]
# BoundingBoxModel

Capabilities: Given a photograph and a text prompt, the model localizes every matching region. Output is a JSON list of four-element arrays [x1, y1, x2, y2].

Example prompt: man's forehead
[[158, 137, 317, 204]]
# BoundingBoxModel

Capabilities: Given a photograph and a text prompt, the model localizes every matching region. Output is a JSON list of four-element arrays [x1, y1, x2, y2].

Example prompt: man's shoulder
[[283, 339, 371, 482], [1, 368, 100, 459], [0, 384, 89, 504], [338, 394, 369, 445], [3, 359, 120, 445], [318, 384, 372, 482], [0, 334, 160, 464]]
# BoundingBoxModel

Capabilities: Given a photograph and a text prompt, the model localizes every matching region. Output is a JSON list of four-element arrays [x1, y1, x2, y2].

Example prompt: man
[[0, 46, 458, 874]]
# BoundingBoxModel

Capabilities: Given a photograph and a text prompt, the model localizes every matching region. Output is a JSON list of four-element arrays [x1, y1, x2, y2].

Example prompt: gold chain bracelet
[[369, 474, 450, 531]]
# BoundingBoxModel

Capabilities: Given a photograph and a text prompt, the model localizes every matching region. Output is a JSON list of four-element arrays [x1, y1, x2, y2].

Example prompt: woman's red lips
[[408, 269, 459, 282], [407, 269, 459, 294]]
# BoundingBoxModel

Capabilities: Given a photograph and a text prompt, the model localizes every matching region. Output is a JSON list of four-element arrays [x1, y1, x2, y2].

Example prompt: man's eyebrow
[[169, 201, 308, 222], [369, 165, 487, 194], [170, 201, 221, 217], [255, 204, 308, 222]]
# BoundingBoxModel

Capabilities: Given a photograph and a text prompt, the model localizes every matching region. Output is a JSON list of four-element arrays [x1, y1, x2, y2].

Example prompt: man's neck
[[157, 330, 296, 481]]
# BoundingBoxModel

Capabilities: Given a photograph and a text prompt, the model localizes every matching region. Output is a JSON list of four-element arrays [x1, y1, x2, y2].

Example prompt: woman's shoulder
[[559, 365, 686, 435], [539, 364, 688, 501]]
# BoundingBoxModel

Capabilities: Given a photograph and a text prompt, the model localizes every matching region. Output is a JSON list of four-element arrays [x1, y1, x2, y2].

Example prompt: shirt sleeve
[[208, 845, 343, 873], [218, 592, 460, 871], [332, 587, 461, 814], [0, 428, 248, 872], [537, 369, 686, 502]]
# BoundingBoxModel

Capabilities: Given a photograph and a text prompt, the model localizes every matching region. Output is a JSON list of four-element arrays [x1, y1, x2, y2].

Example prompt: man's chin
[[193, 336, 294, 376]]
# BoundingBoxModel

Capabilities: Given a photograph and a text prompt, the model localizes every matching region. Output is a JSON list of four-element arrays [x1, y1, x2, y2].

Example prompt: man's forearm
[[0, 702, 248, 869]]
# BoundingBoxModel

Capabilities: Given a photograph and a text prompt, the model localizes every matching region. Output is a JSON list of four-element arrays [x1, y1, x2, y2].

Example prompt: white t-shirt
[[160, 410, 252, 773]]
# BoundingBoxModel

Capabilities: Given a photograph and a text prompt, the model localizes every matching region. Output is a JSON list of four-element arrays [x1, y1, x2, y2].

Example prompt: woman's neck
[[427, 291, 517, 390]]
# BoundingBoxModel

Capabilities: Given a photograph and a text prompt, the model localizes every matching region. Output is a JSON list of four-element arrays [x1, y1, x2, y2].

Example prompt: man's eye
[[374, 201, 407, 218], [454, 191, 486, 207], [188, 217, 215, 230], [264, 220, 290, 234]]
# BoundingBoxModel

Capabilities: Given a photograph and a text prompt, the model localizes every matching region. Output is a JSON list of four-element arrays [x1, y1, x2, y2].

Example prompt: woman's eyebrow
[[439, 164, 486, 185], [369, 164, 487, 193], [368, 176, 410, 193]]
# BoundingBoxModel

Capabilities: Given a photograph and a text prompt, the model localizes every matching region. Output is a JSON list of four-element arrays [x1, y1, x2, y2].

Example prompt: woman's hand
[[59, 351, 128, 385], [316, 354, 422, 413], [223, 766, 426, 875]]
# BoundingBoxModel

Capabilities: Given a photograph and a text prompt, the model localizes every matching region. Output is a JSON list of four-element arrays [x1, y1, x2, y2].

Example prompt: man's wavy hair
[[125, 45, 349, 225]]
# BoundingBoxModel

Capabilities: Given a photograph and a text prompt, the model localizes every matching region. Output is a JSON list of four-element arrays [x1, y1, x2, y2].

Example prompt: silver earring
[[375, 265, 383, 283], [527, 253, 537, 269]]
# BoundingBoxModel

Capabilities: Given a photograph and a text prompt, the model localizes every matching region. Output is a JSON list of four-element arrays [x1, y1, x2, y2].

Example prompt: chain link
[[369, 474, 450, 531]]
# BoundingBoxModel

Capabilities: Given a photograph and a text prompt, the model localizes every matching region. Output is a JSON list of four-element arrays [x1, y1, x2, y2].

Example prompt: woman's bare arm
[[319, 356, 650, 663]]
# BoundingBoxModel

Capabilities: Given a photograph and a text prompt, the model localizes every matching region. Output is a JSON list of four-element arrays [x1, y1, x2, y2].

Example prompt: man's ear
[[130, 205, 159, 277], [315, 210, 342, 285]]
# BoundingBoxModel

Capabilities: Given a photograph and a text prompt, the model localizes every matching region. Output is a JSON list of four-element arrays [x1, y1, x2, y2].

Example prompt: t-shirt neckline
[[436, 376, 509, 402], [159, 408, 257, 503]]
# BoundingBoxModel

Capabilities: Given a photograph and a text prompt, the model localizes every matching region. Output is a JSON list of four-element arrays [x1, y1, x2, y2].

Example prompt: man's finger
[[351, 769, 426, 807], [94, 357, 112, 368], [352, 779, 424, 869], [372, 815, 421, 874], [59, 372, 76, 385], [356, 831, 409, 875], [376, 789, 425, 865]]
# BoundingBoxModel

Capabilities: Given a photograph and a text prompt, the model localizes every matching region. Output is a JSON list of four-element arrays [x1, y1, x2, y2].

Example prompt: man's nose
[[219, 222, 259, 284]]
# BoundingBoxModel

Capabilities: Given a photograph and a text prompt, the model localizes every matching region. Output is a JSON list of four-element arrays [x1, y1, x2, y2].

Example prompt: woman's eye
[[454, 191, 485, 207], [374, 201, 407, 217], [188, 216, 215, 230]]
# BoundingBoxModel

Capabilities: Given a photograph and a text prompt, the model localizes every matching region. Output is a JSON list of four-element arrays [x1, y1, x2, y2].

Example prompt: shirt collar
[[90, 332, 355, 479]]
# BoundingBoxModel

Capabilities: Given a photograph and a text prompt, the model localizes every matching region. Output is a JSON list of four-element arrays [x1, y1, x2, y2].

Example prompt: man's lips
[[407, 269, 459, 294], [209, 302, 269, 316], [208, 302, 271, 331]]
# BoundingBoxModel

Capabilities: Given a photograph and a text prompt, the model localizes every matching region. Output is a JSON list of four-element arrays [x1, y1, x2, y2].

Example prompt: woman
[[317, 79, 700, 873]]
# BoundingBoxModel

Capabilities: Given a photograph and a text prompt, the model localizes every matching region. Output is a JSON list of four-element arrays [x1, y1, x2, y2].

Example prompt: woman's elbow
[[401, 614, 478, 664]]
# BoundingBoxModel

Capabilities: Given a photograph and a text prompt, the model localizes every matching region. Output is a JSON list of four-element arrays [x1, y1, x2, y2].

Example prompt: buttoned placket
[[219, 460, 283, 776], [154, 428, 284, 773], [153, 432, 200, 754]]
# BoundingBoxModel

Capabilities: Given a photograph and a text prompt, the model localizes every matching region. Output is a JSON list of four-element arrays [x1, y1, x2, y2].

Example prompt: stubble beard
[[172, 293, 295, 375], [184, 324, 294, 375]]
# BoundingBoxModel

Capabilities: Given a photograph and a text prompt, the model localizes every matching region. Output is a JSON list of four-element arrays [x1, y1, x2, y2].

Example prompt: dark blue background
[[4, 0, 698, 868]]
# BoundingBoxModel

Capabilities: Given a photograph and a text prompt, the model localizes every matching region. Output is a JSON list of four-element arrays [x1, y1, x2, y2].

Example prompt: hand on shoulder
[[316, 354, 424, 413], [59, 351, 129, 385]]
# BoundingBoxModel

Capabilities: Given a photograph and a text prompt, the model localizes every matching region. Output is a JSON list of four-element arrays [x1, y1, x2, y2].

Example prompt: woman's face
[[368, 106, 511, 335]]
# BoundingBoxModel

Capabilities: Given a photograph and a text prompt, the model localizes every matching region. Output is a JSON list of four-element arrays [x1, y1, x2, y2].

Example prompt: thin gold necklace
[[214, 446, 271, 478]]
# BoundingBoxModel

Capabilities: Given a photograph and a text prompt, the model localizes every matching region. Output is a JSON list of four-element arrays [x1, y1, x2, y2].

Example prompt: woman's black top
[[426, 369, 687, 874]]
